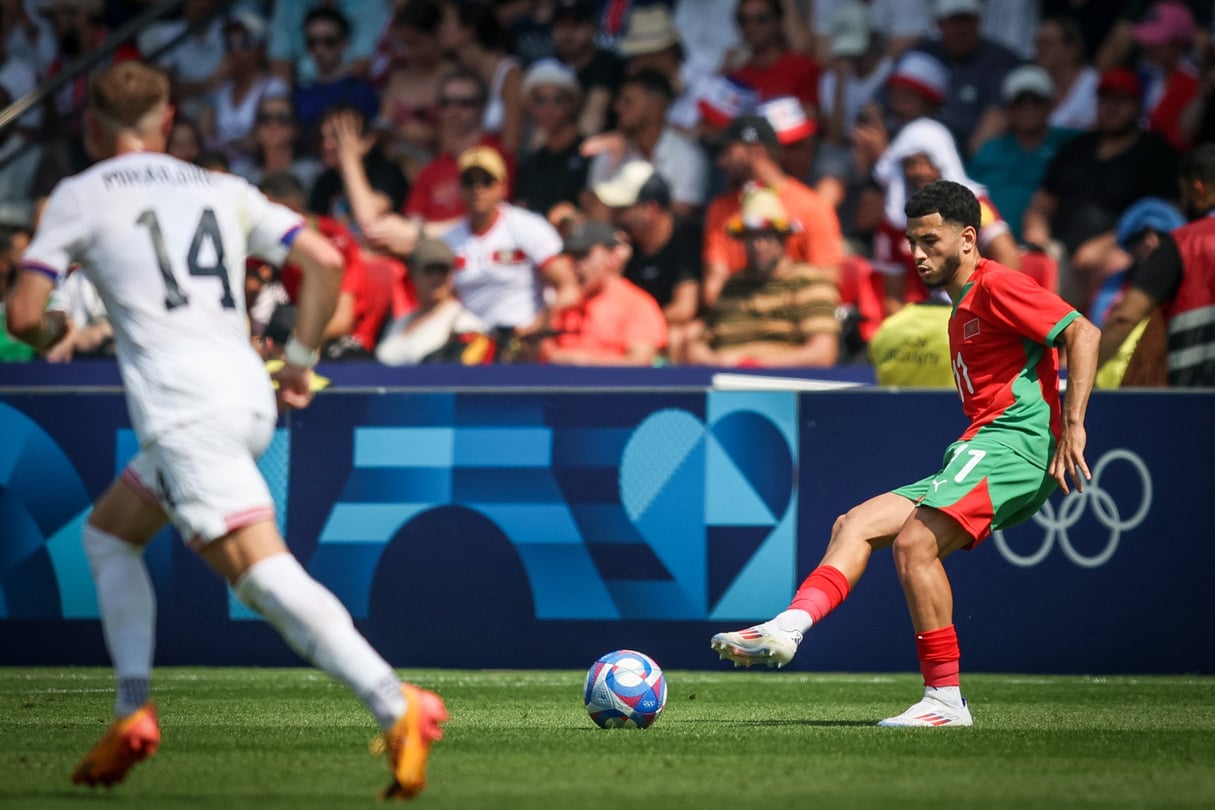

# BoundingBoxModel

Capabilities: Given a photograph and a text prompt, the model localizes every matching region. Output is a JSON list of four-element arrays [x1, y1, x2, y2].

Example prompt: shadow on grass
[[677, 718, 876, 728]]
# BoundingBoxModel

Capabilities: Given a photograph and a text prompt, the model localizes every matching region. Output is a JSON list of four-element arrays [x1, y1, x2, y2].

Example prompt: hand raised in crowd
[[330, 110, 374, 170], [362, 213, 422, 258]]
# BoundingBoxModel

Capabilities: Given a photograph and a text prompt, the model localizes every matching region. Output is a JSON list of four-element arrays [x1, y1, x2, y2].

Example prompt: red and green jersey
[[948, 259, 1079, 465]]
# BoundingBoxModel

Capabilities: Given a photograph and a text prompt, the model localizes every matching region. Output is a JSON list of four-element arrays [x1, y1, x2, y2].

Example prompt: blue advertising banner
[[0, 383, 1210, 674]]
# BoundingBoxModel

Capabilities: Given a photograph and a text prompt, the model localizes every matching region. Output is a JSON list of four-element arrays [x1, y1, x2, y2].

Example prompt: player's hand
[[1049, 424, 1091, 495], [42, 310, 75, 362], [363, 214, 419, 257], [272, 362, 316, 411]]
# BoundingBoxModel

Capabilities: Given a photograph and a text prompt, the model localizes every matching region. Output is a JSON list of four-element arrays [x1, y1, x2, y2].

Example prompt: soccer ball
[[584, 649, 667, 729]]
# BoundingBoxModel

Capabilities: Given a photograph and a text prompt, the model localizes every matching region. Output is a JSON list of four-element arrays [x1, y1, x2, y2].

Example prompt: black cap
[[564, 220, 621, 254], [723, 114, 779, 148]]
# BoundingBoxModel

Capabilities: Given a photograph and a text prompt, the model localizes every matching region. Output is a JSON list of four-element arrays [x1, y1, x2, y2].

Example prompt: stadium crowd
[[0, 0, 1213, 387]]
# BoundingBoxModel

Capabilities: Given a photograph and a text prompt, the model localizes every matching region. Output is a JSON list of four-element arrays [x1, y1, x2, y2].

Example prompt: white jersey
[[22, 152, 303, 443], [443, 204, 563, 329]]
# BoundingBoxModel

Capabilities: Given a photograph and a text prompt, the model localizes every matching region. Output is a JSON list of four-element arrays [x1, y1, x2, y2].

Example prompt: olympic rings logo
[[991, 449, 1152, 568]]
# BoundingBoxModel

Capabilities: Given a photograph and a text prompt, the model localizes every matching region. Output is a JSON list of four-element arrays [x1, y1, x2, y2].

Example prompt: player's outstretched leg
[[380, 684, 450, 800], [878, 687, 972, 727], [71, 702, 161, 787]]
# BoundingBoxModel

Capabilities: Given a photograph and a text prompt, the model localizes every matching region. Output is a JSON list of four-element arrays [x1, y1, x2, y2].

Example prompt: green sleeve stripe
[[1045, 310, 1081, 346]]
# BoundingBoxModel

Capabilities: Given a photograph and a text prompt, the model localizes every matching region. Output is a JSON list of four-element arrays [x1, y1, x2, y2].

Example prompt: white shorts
[[122, 410, 277, 549]]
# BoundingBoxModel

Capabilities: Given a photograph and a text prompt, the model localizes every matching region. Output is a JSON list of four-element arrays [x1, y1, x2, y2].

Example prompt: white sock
[[83, 524, 156, 718], [234, 553, 406, 730], [926, 685, 964, 707], [767, 609, 813, 635]]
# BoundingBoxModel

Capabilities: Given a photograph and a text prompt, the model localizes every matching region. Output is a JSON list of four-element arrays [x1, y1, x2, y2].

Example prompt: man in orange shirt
[[702, 115, 843, 307], [542, 221, 668, 365]]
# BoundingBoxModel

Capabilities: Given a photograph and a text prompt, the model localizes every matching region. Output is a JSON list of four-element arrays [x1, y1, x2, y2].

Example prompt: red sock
[[916, 625, 961, 687], [788, 565, 851, 623]]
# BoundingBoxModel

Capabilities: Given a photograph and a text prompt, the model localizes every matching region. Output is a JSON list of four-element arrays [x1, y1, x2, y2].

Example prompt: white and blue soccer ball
[[584, 649, 667, 729]]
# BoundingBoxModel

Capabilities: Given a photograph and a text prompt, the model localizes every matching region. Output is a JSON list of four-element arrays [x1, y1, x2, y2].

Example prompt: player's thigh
[[87, 475, 170, 545], [905, 438, 1051, 546], [125, 410, 279, 552]]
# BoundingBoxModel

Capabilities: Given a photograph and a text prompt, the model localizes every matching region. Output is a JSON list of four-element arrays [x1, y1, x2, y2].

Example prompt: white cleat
[[878, 690, 973, 727], [709, 625, 802, 668]]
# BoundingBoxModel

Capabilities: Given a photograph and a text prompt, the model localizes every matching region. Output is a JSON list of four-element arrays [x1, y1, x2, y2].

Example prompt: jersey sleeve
[[980, 269, 1079, 346], [239, 179, 305, 266], [21, 182, 89, 281], [520, 210, 564, 266]]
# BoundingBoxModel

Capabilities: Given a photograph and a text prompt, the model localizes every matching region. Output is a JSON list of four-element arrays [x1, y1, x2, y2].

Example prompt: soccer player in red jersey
[[711, 180, 1101, 726]]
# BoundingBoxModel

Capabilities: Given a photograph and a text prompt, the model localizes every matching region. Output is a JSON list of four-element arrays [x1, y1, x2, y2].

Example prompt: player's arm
[[1049, 314, 1101, 495], [5, 270, 71, 351], [273, 230, 343, 408]]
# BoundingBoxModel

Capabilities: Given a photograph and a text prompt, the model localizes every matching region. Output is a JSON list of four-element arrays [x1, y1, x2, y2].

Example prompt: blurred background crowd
[[0, 0, 1213, 388]]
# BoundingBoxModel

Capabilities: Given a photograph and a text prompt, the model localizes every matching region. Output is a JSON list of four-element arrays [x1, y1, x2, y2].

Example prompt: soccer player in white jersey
[[5, 61, 447, 800]]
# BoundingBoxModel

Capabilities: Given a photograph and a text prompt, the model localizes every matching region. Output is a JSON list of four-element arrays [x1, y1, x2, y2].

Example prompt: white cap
[[522, 58, 579, 97], [887, 51, 949, 105], [829, 1, 871, 59], [934, 0, 983, 19], [592, 160, 669, 207], [1002, 65, 1054, 103]]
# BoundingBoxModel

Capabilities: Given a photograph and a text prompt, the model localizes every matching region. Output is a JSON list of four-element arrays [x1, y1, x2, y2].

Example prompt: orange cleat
[[380, 685, 448, 800], [71, 702, 161, 787]]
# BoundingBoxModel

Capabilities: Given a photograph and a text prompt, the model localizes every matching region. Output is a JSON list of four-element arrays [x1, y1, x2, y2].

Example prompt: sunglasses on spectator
[[459, 172, 497, 189], [420, 263, 454, 275], [531, 93, 569, 107], [257, 111, 294, 125], [737, 12, 774, 24], [306, 34, 342, 50], [226, 32, 258, 50], [439, 96, 482, 109]]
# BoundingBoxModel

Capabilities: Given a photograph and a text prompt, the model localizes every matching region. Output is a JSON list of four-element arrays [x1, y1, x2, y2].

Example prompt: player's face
[[906, 212, 974, 290], [571, 244, 613, 295]]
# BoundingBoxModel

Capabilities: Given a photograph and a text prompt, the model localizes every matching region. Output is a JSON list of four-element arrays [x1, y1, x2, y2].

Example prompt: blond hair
[[88, 61, 171, 132]]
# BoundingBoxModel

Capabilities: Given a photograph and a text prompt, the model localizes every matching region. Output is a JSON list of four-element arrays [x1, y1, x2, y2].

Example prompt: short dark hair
[[905, 180, 980, 231], [1181, 143, 1215, 186], [305, 7, 351, 39], [260, 171, 307, 206], [439, 65, 489, 107], [395, 0, 443, 33], [621, 68, 674, 104]]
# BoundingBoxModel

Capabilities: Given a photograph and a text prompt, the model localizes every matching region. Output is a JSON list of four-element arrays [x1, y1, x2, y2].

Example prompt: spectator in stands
[[310, 105, 410, 242], [1, 0, 56, 78], [1034, 14, 1099, 132], [810, 0, 931, 64], [673, 0, 742, 79], [261, 171, 391, 360], [373, 0, 451, 178], [968, 65, 1079, 244], [758, 95, 820, 191], [514, 59, 589, 221], [702, 115, 843, 308], [166, 116, 203, 164], [551, 0, 622, 137], [156, 0, 226, 121], [1022, 68, 1180, 311], [873, 117, 1021, 315], [1092, 196, 1185, 388], [269, 0, 388, 85], [687, 187, 840, 368], [615, 4, 708, 134], [376, 238, 488, 365], [867, 293, 954, 387], [1098, 144, 1215, 387], [583, 69, 709, 220], [440, 0, 525, 155], [818, 1, 895, 148], [399, 67, 514, 234], [0, 65, 41, 225], [292, 7, 380, 144], [203, 11, 289, 170], [441, 146, 579, 340], [975, 0, 1041, 60], [729, 0, 820, 117], [593, 160, 702, 363], [1132, 0, 1200, 151], [914, 0, 1021, 158], [1089, 0, 1211, 73], [540, 220, 668, 366], [238, 94, 324, 192]]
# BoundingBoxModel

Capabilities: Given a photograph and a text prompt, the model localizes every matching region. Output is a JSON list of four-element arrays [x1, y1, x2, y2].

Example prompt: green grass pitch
[[3, 667, 1214, 809]]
